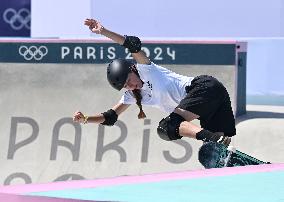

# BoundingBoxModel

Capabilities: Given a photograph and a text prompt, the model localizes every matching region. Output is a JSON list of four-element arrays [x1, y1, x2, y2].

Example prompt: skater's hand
[[73, 111, 86, 124], [84, 18, 104, 34]]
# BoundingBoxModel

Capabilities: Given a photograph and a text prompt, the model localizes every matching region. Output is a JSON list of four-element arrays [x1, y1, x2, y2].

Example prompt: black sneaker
[[216, 136, 231, 146], [203, 134, 231, 146]]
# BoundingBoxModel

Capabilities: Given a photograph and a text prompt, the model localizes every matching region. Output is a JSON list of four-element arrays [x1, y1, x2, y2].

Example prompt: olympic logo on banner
[[19, 46, 48, 61], [2, 8, 31, 30]]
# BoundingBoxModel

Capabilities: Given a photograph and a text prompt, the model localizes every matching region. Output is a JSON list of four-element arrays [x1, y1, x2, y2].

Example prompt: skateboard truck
[[223, 146, 236, 167]]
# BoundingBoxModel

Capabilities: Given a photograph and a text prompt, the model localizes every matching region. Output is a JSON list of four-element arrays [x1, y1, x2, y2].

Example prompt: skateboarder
[[73, 18, 236, 146]]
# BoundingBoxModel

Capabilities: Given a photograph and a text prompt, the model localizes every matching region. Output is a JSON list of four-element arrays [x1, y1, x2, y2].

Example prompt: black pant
[[177, 75, 236, 137]]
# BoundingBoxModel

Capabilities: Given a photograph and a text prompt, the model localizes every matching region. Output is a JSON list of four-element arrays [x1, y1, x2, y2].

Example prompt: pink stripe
[[0, 193, 100, 202], [0, 164, 283, 194], [0, 39, 112, 43], [0, 39, 236, 44], [139, 40, 237, 44]]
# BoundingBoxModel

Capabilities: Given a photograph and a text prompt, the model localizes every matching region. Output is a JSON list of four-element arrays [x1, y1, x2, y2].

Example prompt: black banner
[[0, 42, 236, 65]]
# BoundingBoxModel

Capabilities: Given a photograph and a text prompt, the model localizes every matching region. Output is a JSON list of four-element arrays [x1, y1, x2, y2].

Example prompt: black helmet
[[107, 59, 133, 91]]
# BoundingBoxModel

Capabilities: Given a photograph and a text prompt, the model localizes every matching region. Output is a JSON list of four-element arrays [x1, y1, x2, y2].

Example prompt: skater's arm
[[73, 102, 130, 125], [84, 18, 150, 65]]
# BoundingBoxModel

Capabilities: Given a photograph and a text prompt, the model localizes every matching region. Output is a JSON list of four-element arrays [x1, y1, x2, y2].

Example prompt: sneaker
[[216, 136, 231, 146], [200, 131, 231, 146]]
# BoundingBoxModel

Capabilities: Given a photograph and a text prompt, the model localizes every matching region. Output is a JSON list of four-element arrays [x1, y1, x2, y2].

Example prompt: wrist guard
[[123, 35, 141, 53], [101, 109, 118, 126]]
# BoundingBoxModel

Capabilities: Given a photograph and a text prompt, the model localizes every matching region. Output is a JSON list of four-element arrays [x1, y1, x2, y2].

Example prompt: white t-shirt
[[119, 62, 194, 113]]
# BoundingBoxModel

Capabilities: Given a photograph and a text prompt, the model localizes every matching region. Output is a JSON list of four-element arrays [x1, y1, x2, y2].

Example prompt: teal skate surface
[[0, 164, 283, 202]]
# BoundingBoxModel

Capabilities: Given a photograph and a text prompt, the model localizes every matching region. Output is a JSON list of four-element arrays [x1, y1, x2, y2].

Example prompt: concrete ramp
[[0, 40, 247, 185], [0, 193, 103, 202]]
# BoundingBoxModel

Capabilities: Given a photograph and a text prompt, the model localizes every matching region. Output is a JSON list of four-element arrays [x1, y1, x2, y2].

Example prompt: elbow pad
[[101, 109, 118, 126], [123, 35, 141, 53]]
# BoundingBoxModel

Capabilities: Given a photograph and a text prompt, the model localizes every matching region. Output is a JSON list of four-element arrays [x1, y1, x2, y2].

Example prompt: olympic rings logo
[[3, 8, 31, 30], [19, 46, 48, 61]]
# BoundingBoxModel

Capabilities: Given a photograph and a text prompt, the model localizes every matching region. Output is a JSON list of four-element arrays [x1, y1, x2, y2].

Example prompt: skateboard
[[198, 142, 270, 169]]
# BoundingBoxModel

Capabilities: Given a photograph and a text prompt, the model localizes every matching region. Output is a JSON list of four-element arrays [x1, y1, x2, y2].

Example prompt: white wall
[[247, 39, 284, 96], [281, 1, 284, 35], [32, 0, 284, 38], [31, 0, 91, 37], [91, 0, 284, 38]]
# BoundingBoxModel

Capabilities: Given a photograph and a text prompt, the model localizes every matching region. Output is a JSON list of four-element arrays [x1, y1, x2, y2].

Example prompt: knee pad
[[157, 112, 185, 141]]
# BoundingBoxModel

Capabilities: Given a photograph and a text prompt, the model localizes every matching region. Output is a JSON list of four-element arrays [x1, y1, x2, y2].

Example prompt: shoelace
[[217, 136, 226, 143]]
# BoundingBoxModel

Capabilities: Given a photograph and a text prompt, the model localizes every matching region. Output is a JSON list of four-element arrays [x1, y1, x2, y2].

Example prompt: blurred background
[[0, 0, 283, 186]]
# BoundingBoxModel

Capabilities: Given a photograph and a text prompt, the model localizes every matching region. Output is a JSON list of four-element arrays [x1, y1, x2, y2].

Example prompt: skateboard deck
[[198, 142, 270, 169]]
